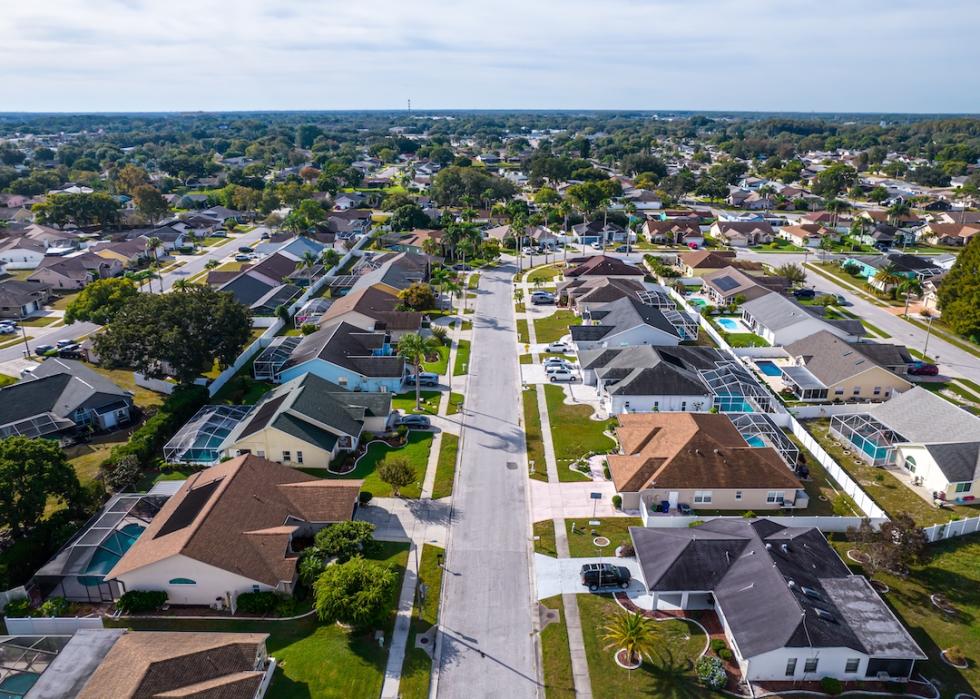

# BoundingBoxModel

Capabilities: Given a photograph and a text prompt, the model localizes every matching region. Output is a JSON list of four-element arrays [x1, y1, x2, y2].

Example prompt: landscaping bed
[[324, 432, 434, 499]]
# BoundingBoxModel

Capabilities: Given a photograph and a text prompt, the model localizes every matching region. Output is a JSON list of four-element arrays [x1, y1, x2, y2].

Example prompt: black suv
[[580, 563, 631, 591]]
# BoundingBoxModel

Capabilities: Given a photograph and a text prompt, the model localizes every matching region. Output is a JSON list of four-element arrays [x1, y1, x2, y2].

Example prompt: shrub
[[3, 599, 31, 617], [612, 495, 622, 510], [710, 638, 727, 653], [378, 457, 416, 496], [687, 520, 705, 528], [314, 558, 398, 629], [358, 491, 373, 506], [236, 591, 280, 615], [695, 656, 727, 689], [99, 454, 142, 493], [37, 597, 70, 617], [819, 677, 843, 695], [314, 521, 377, 563], [116, 590, 168, 614], [618, 541, 635, 557], [361, 432, 375, 444], [945, 646, 966, 665], [395, 424, 409, 440], [719, 648, 734, 661], [300, 322, 317, 335], [742, 510, 756, 519]]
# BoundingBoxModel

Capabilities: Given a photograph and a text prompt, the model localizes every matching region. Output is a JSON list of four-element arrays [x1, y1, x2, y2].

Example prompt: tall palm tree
[[429, 266, 452, 305], [602, 611, 656, 672], [623, 201, 637, 254], [172, 279, 192, 291], [825, 199, 849, 229], [320, 248, 341, 270], [145, 236, 163, 292], [887, 200, 911, 227], [872, 264, 901, 294], [443, 276, 462, 309], [397, 333, 442, 410], [758, 184, 775, 215], [898, 277, 923, 318]]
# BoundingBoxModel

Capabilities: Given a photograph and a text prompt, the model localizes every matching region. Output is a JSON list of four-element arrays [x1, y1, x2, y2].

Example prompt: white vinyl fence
[[0, 586, 26, 610], [3, 616, 103, 635], [923, 514, 980, 543], [640, 513, 878, 532]]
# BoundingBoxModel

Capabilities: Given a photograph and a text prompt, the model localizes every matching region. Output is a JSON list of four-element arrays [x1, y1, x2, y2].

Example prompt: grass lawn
[[841, 534, 980, 697], [200, 236, 235, 247], [401, 544, 445, 699], [721, 332, 769, 348], [526, 264, 562, 283], [452, 339, 471, 376], [49, 292, 81, 311], [422, 345, 450, 375], [523, 387, 547, 481], [431, 434, 459, 499], [87, 364, 165, 409], [325, 432, 434, 499], [904, 315, 980, 360], [106, 541, 410, 699], [446, 392, 464, 415], [805, 420, 979, 526], [543, 385, 617, 467], [577, 593, 707, 699], [392, 390, 442, 416], [0, 373, 16, 388], [64, 440, 125, 484], [17, 316, 58, 327], [564, 517, 642, 558], [540, 595, 576, 699], [784, 432, 862, 516], [0, 334, 32, 350], [534, 311, 581, 344], [517, 319, 529, 344], [211, 358, 273, 405], [214, 260, 248, 272], [533, 520, 558, 557], [467, 273, 480, 290]]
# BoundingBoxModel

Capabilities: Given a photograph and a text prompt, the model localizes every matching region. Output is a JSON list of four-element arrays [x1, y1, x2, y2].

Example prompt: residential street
[[436, 262, 540, 698]]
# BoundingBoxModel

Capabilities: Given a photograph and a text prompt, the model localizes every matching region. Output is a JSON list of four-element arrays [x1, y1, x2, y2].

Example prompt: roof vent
[[780, 543, 789, 554], [765, 543, 772, 550], [787, 580, 797, 589], [814, 608, 836, 623], [802, 586, 822, 600], [713, 448, 721, 455]]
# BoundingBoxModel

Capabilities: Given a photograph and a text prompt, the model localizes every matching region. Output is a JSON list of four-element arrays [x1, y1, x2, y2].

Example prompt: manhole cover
[[507, 461, 518, 470]]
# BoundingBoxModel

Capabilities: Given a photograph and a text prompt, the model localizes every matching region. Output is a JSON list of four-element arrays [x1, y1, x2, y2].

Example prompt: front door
[[668, 491, 679, 510]]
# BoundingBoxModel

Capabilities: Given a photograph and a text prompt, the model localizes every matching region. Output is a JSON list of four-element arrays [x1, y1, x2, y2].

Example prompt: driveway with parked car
[[534, 554, 643, 599]]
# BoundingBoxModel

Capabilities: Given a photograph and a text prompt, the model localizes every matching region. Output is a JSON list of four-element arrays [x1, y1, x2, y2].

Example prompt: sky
[[2, 0, 978, 114]]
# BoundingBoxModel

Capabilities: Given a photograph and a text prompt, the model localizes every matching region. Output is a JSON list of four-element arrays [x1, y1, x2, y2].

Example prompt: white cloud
[[0, 0, 977, 112]]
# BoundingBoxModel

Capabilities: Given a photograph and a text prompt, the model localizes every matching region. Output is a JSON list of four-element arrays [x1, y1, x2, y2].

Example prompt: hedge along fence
[[100, 384, 209, 471]]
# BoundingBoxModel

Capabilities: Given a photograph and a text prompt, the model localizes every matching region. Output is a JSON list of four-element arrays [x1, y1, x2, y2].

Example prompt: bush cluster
[[236, 591, 280, 615], [116, 590, 168, 614]]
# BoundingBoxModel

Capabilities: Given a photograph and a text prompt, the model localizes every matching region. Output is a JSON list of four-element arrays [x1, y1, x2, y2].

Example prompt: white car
[[545, 362, 573, 374], [590, 241, 603, 250], [0, 325, 14, 335], [542, 356, 570, 367], [521, 246, 535, 255], [546, 342, 571, 353], [548, 369, 577, 382]]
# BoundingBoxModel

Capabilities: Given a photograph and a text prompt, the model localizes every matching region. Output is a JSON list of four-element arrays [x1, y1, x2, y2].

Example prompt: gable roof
[[783, 331, 911, 386], [580, 345, 725, 397], [678, 250, 736, 269], [571, 296, 681, 343], [630, 519, 925, 660], [321, 283, 423, 331], [742, 294, 866, 339], [565, 255, 645, 279], [701, 266, 777, 301], [357, 251, 429, 290], [608, 412, 801, 493], [558, 277, 648, 306], [869, 387, 980, 444], [107, 455, 361, 585], [284, 320, 405, 377]]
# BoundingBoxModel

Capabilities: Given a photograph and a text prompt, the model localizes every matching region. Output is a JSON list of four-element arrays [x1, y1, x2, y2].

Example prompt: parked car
[[543, 356, 570, 367], [56, 339, 77, 348], [580, 563, 631, 592], [792, 288, 816, 299], [687, 242, 699, 249], [545, 341, 571, 353], [0, 320, 16, 328], [531, 294, 556, 306], [545, 362, 573, 374], [521, 247, 535, 255], [238, 246, 254, 253], [615, 245, 629, 252], [408, 371, 439, 387], [33, 344, 55, 355], [834, 294, 851, 306], [234, 254, 252, 262], [548, 369, 577, 383], [396, 414, 431, 429], [452, 263, 471, 272], [0, 325, 14, 335], [908, 362, 939, 376], [590, 241, 603, 250]]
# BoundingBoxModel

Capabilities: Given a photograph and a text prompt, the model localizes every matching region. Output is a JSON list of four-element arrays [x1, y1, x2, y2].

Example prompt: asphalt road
[[437, 262, 540, 698], [737, 249, 980, 384]]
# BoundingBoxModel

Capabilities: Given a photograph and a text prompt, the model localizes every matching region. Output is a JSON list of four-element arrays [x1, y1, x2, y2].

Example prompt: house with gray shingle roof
[[570, 297, 689, 351]]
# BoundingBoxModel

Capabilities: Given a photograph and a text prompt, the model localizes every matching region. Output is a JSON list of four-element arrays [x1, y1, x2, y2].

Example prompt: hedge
[[116, 590, 168, 614], [102, 384, 208, 470], [236, 591, 280, 615]]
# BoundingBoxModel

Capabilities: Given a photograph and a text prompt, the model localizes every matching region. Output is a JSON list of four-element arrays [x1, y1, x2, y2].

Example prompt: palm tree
[[758, 184, 775, 215], [421, 237, 441, 258], [872, 264, 901, 295], [623, 201, 637, 254], [397, 333, 442, 410], [443, 276, 462, 309], [898, 277, 923, 318], [204, 259, 220, 272], [172, 279, 192, 291], [144, 237, 163, 292], [887, 201, 911, 227], [429, 266, 452, 306], [320, 248, 341, 270], [602, 610, 656, 672], [825, 199, 850, 229]]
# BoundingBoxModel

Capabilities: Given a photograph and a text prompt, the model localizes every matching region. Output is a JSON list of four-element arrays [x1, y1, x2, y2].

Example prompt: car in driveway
[[396, 414, 432, 429], [548, 369, 577, 383], [792, 288, 816, 299], [590, 241, 603, 250], [452, 263, 471, 272], [614, 245, 630, 252], [545, 341, 571, 353], [544, 362, 573, 374], [0, 325, 14, 335], [543, 356, 571, 368], [238, 246, 254, 253], [580, 563, 631, 591], [407, 371, 439, 387], [908, 361, 939, 376], [234, 254, 252, 262], [531, 293, 556, 305]]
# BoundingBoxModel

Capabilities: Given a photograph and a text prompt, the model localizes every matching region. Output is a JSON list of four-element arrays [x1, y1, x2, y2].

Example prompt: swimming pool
[[79, 522, 145, 586], [755, 360, 783, 377], [0, 672, 40, 697], [689, 298, 707, 308], [742, 435, 766, 448]]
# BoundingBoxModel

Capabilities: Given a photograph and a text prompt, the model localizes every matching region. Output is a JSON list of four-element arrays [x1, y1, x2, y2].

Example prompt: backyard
[[578, 594, 708, 699], [324, 431, 434, 498], [534, 311, 581, 344]]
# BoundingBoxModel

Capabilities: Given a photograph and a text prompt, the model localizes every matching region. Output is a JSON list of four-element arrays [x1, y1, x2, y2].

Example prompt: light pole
[[923, 315, 935, 358]]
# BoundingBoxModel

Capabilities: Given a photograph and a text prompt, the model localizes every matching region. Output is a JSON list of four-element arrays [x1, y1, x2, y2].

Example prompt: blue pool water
[[844, 434, 890, 462], [79, 522, 145, 586], [0, 672, 40, 697], [756, 360, 783, 377], [743, 435, 766, 447], [717, 317, 741, 331], [689, 298, 707, 308]]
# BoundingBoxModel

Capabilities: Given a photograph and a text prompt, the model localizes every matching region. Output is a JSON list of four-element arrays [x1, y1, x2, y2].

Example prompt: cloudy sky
[[2, 0, 977, 113]]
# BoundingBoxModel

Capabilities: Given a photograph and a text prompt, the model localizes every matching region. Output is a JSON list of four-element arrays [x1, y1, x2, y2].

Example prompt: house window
[[873, 386, 881, 395], [169, 578, 196, 585], [852, 387, 861, 395], [680, 401, 687, 411], [834, 388, 844, 396], [767, 491, 785, 504], [904, 456, 916, 473], [735, 491, 742, 501], [252, 585, 260, 593], [282, 450, 291, 462], [804, 658, 819, 674], [694, 491, 712, 504], [296, 451, 304, 464], [845, 658, 860, 673], [955, 482, 972, 493], [653, 401, 659, 410], [785, 658, 797, 676]]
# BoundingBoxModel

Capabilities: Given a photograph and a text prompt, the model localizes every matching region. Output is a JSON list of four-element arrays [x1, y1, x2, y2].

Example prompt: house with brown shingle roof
[[609, 412, 804, 512], [709, 221, 774, 247], [106, 454, 361, 608], [319, 282, 423, 338], [641, 219, 704, 246], [920, 222, 980, 246], [778, 223, 837, 248], [564, 254, 645, 280]]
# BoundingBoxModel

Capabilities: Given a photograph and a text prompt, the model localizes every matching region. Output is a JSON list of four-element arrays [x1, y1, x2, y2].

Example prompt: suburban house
[[642, 219, 703, 246], [832, 387, 980, 502], [385, 228, 442, 254], [557, 277, 648, 309], [268, 320, 406, 390], [701, 266, 787, 305], [856, 223, 915, 249], [778, 331, 912, 402], [859, 209, 922, 228], [0, 359, 133, 438], [777, 223, 835, 248], [564, 254, 645, 280], [676, 250, 736, 277], [221, 373, 393, 466], [89, 236, 158, 268], [709, 221, 775, 247], [571, 220, 629, 245], [842, 253, 943, 292], [920, 222, 980, 246], [935, 210, 980, 226], [106, 455, 362, 607], [334, 192, 368, 210], [317, 283, 423, 339], [218, 252, 303, 313], [623, 188, 663, 211], [355, 251, 430, 291], [579, 345, 727, 413], [28, 253, 123, 290], [741, 293, 866, 346], [629, 519, 926, 682], [570, 297, 691, 350], [27, 628, 275, 699], [0, 278, 50, 318], [608, 412, 805, 512], [0, 236, 47, 269]]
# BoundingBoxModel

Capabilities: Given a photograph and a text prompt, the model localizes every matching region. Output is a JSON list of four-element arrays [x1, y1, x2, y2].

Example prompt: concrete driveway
[[520, 364, 581, 385], [529, 479, 621, 521], [534, 554, 644, 600]]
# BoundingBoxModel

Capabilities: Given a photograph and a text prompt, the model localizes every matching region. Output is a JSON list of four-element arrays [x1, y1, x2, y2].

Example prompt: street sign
[[590, 492, 602, 500]]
